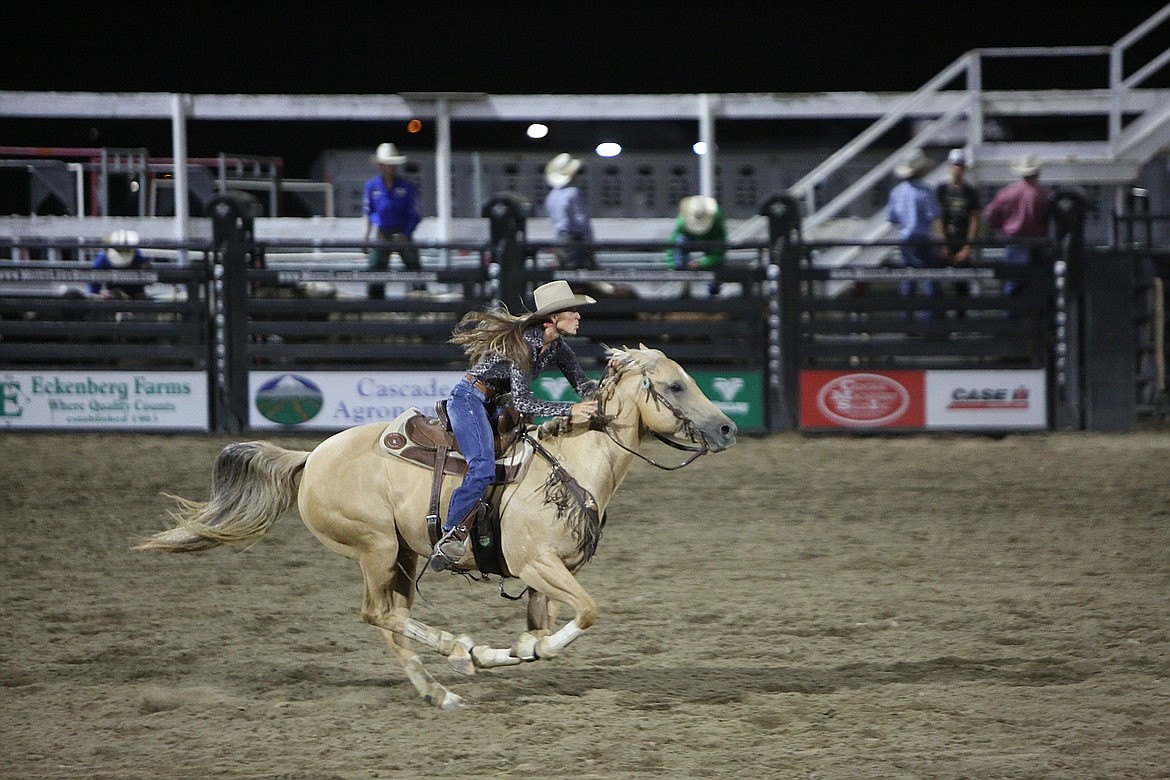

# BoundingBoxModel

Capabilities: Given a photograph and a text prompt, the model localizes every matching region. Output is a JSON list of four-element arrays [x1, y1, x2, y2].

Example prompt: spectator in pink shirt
[[983, 154, 1051, 296]]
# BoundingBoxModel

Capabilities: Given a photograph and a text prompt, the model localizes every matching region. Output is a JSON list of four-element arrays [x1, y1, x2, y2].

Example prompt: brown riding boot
[[428, 501, 487, 572], [436, 525, 469, 560]]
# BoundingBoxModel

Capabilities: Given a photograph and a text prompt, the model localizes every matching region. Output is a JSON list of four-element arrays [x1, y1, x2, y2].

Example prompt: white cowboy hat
[[544, 153, 582, 188], [1011, 153, 1041, 177], [372, 142, 406, 165], [894, 148, 930, 179], [531, 279, 596, 318], [104, 229, 140, 268], [947, 148, 968, 166], [680, 195, 718, 234]]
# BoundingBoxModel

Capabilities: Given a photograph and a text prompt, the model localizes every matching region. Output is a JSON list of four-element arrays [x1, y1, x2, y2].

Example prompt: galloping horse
[[136, 345, 737, 709]]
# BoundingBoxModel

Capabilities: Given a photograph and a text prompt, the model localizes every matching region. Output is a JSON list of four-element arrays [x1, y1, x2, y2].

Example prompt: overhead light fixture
[[527, 123, 549, 139], [595, 142, 622, 158]]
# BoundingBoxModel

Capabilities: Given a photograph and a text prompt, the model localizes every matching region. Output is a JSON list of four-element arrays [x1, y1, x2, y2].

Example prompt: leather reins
[[592, 362, 709, 471]]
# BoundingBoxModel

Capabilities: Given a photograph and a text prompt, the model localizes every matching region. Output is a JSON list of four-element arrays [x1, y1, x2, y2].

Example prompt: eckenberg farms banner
[[0, 371, 209, 430]]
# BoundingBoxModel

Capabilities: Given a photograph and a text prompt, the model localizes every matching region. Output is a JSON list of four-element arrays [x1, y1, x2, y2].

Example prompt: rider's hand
[[570, 399, 598, 423]]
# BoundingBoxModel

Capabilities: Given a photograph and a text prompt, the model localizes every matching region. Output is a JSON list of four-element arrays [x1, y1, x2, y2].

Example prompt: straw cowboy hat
[[372, 142, 407, 165], [530, 280, 596, 318], [894, 148, 930, 179], [680, 195, 718, 234], [104, 229, 140, 268], [1011, 153, 1041, 177], [544, 153, 582, 188]]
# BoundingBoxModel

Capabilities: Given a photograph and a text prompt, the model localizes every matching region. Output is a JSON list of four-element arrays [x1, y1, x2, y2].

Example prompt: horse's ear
[[638, 342, 648, 351]]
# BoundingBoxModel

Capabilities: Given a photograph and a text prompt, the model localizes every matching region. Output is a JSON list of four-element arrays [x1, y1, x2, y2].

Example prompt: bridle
[[592, 361, 709, 470]]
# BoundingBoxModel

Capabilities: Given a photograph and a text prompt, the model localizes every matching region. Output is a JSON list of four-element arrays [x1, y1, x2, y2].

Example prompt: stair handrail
[[733, 4, 1170, 244], [1110, 3, 1170, 152]]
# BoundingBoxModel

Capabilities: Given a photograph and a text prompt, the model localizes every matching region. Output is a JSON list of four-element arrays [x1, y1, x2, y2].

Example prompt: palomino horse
[[136, 345, 737, 709]]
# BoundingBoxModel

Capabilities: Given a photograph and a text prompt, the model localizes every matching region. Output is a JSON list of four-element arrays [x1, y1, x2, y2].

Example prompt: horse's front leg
[[526, 588, 561, 633], [512, 552, 597, 660]]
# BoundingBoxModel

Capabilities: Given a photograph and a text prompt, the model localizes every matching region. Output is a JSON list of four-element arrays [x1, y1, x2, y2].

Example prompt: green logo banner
[[530, 369, 764, 430]]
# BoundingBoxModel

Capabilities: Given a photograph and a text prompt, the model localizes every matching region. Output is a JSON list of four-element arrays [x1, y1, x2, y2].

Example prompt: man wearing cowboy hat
[[983, 153, 1051, 296], [543, 153, 596, 270], [431, 279, 599, 568], [664, 195, 727, 296], [363, 142, 423, 299], [89, 229, 151, 300], [886, 148, 944, 303]]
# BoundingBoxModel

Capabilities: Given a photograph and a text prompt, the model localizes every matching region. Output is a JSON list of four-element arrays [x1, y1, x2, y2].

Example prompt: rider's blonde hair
[[449, 303, 536, 373]]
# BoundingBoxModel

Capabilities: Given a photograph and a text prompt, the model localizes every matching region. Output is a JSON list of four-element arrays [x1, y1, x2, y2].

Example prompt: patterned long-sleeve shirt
[[465, 325, 597, 417]]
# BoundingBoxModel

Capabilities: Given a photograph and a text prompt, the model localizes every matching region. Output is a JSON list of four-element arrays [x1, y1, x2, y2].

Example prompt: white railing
[[735, 3, 1170, 245]]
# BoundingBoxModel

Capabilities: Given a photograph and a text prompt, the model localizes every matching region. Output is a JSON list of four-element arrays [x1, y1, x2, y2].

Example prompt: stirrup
[[428, 525, 468, 572]]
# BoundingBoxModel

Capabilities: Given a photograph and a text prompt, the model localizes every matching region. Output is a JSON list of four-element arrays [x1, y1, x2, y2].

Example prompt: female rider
[[433, 280, 600, 568]]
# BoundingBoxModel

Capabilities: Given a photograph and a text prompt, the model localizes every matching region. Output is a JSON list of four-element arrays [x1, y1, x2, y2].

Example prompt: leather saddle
[[381, 401, 531, 480]]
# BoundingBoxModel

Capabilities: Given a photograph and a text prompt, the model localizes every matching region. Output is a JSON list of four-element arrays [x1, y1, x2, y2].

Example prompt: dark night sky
[[7, 2, 1167, 95], [3, 2, 1167, 182]]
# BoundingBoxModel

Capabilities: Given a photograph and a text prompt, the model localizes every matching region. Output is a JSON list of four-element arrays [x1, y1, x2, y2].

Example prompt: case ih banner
[[800, 369, 1047, 431]]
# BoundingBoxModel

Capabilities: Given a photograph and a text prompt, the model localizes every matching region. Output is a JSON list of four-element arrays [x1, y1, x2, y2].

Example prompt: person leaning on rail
[[982, 153, 1051, 298], [362, 142, 423, 299], [664, 195, 727, 297], [543, 153, 597, 270], [90, 229, 151, 300]]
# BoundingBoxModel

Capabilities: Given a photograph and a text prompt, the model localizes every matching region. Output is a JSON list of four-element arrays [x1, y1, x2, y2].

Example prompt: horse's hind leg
[[355, 545, 466, 710]]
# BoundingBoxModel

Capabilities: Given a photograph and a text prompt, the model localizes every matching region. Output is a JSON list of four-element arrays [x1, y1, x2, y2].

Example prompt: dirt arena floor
[[3, 425, 1169, 779]]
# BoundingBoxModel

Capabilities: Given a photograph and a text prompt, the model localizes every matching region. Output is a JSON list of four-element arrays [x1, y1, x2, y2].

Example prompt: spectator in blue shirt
[[887, 148, 943, 301], [363, 143, 423, 298], [90, 229, 150, 299]]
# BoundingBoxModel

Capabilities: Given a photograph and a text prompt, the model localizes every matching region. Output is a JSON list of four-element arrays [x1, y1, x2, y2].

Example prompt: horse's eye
[[669, 382, 685, 393]]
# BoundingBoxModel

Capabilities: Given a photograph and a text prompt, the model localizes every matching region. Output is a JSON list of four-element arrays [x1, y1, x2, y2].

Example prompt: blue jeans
[[898, 238, 936, 298], [1002, 243, 1031, 297], [444, 379, 497, 533]]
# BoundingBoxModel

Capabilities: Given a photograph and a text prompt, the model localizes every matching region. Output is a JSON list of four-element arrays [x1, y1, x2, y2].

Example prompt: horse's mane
[[526, 345, 668, 568], [602, 344, 661, 376]]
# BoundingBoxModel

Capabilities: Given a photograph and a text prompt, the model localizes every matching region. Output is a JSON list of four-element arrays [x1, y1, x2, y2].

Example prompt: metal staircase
[[732, 3, 1170, 269]]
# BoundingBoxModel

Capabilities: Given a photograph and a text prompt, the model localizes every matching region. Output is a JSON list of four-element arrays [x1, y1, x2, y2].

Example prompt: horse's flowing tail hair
[[134, 441, 310, 553]]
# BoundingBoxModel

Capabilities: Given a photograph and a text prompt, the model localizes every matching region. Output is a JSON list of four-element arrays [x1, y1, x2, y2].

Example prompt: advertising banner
[[0, 370, 209, 430], [800, 369, 1046, 431], [250, 368, 767, 432], [530, 369, 765, 431], [249, 371, 463, 430]]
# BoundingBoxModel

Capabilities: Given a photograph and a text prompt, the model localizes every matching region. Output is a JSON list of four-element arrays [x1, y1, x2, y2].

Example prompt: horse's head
[[602, 344, 737, 453]]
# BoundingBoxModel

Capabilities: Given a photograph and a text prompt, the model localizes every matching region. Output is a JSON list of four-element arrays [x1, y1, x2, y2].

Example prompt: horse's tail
[[135, 441, 310, 553]]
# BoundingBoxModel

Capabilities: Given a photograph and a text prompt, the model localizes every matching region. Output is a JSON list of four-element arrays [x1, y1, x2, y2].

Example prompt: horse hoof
[[424, 686, 463, 710], [448, 654, 476, 677], [512, 632, 538, 661]]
